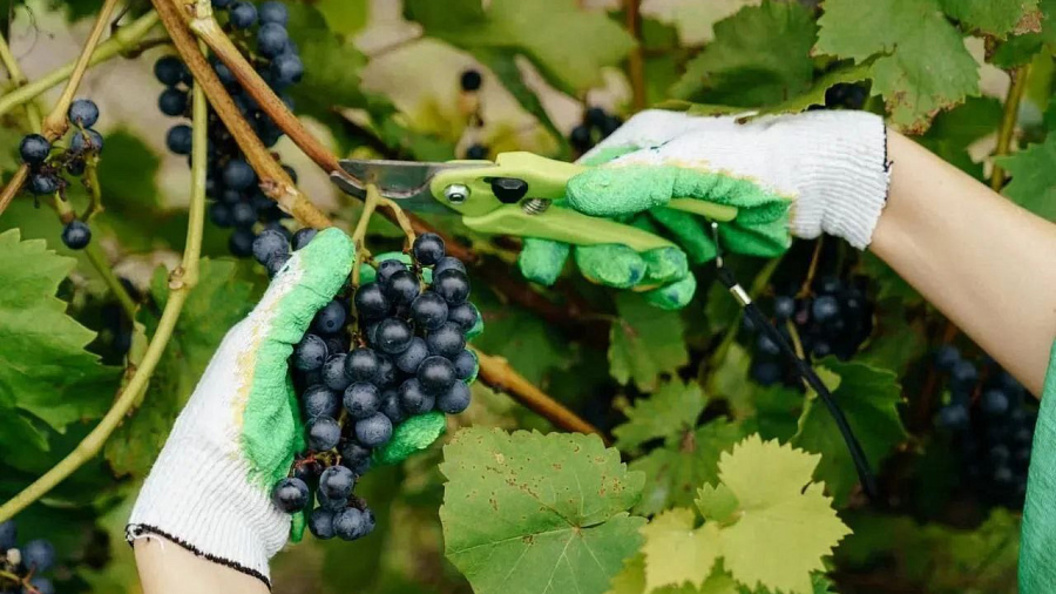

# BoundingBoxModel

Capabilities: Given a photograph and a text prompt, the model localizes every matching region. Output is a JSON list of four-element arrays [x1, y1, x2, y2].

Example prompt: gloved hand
[[518, 109, 890, 309], [125, 229, 453, 586]]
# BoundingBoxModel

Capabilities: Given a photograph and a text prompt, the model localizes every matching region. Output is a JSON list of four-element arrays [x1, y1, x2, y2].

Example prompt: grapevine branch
[[0, 77, 210, 524], [0, 11, 160, 121], [0, 30, 43, 131], [0, 0, 121, 216], [153, 0, 604, 440]]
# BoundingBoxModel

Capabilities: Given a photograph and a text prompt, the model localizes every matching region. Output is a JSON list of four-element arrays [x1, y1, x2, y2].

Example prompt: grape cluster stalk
[[936, 346, 1037, 509], [261, 232, 481, 541], [154, 0, 302, 257], [0, 521, 57, 594]]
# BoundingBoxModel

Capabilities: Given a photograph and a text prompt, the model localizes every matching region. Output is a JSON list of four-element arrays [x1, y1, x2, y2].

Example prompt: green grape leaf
[[631, 419, 749, 516], [97, 129, 162, 211], [314, 0, 369, 35], [0, 126, 21, 175], [746, 60, 875, 118], [990, 0, 1056, 67], [997, 134, 1056, 221], [672, 0, 818, 106], [0, 229, 119, 437], [792, 358, 906, 505], [857, 300, 927, 375], [405, 0, 635, 94], [610, 292, 689, 392], [941, 0, 1041, 38], [286, 4, 368, 121], [816, 0, 981, 132], [640, 509, 722, 591], [471, 288, 573, 386], [614, 380, 707, 452], [104, 258, 257, 477], [700, 435, 851, 594], [695, 484, 740, 524], [440, 428, 646, 594]]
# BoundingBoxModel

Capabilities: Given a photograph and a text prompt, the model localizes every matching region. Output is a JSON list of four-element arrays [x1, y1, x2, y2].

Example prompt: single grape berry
[[258, 0, 289, 24], [374, 318, 414, 354], [951, 360, 979, 387], [433, 269, 471, 304], [345, 348, 380, 383], [433, 256, 467, 276], [935, 345, 961, 371], [58, 220, 92, 250], [229, 227, 256, 257], [413, 233, 446, 265], [465, 144, 488, 160], [438, 381, 471, 414], [384, 270, 420, 305], [355, 413, 393, 447], [319, 465, 356, 500], [229, 1, 258, 28], [354, 283, 390, 319], [427, 322, 466, 359], [585, 106, 608, 128], [292, 228, 317, 250], [158, 88, 188, 116], [453, 349, 477, 380], [380, 388, 405, 424], [773, 296, 795, 320], [231, 202, 257, 228], [375, 353, 397, 387], [272, 477, 309, 512], [22, 539, 56, 572], [418, 356, 456, 395], [411, 292, 449, 330], [376, 259, 408, 286], [71, 129, 104, 154], [258, 22, 290, 57], [271, 53, 305, 85], [302, 384, 339, 418], [751, 360, 782, 386], [66, 158, 87, 176], [982, 389, 1010, 416], [460, 69, 483, 91], [322, 354, 352, 391], [340, 440, 372, 475], [19, 134, 51, 165], [570, 125, 592, 152], [447, 302, 479, 331], [0, 520, 16, 550], [395, 337, 429, 374], [223, 159, 256, 191], [344, 382, 381, 419], [154, 55, 186, 86], [252, 228, 289, 265], [308, 508, 336, 539], [333, 508, 367, 541], [166, 124, 193, 154], [313, 300, 347, 335], [399, 378, 434, 414], [811, 295, 840, 323], [68, 98, 100, 127], [29, 173, 59, 195], [306, 416, 341, 451]]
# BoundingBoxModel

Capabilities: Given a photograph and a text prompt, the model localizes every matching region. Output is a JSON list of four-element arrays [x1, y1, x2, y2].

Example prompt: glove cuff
[[127, 415, 289, 587], [778, 111, 891, 249]]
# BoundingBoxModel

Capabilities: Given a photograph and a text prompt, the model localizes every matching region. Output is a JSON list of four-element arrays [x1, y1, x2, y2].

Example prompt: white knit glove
[[578, 109, 891, 249], [127, 229, 353, 586]]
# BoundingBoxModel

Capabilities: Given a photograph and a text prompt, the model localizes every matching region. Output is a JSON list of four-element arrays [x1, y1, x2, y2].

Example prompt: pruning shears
[[329, 152, 739, 249]]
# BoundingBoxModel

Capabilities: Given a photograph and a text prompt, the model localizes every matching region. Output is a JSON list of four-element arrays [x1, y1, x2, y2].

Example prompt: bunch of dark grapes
[[262, 232, 481, 541], [748, 276, 873, 386], [935, 347, 1037, 509], [458, 68, 488, 160], [569, 106, 622, 154], [154, 0, 303, 257], [18, 99, 103, 250], [0, 520, 58, 594]]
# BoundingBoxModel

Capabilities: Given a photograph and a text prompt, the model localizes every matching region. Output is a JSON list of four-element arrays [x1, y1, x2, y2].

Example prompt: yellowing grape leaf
[[614, 380, 707, 452], [698, 435, 851, 594], [672, 0, 818, 106], [610, 293, 690, 392], [816, 0, 980, 132], [607, 555, 739, 594], [440, 428, 646, 594], [997, 135, 1056, 222], [640, 509, 721, 591], [941, 0, 1041, 37], [405, 0, 635, 94], [792, 358, 906, 505]]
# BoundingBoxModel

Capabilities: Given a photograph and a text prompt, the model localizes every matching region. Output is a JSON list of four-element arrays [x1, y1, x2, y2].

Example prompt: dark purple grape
[[344, 382, 381, 419], [427, 322, 466, 359], [303, 384, 339, 418], [61, 220, 92, 250], [447, 302, 479, 332], [376, 259, 407, 286], [252, 228, 289, 265], [395, 337, 428, 374], [307, 416, 342, 451], [19, 134, 50, 165], [433, 256, 467, 277], [68, 98, 99, 127], [375, 318, 413, 354], [154, 55, 187, 86], [340, 440, 372, 475], [411, 292, 448, 330], [380, 388, 404, 423], [333, 507, 367, 541], [453, 349, 477, 380], [438, 381, 471, 414], [229, 227, 255, 257], [272, 477, 309, 512], [433, 269, 470, 304], [293, 334, 328, 371], [322, 354, 351, 391], [384, 270, 420, 306], [313, 300, 347, 335], [413, 233, 446, 265], [229, 1, 257, 28], [354, 283, 390, 319], [570, 125, 592, 152], [319, 465, 355, 500], [375, 354, 397, 387], [344, 348, 380, 383], [309, 508, 336, 539], [418, 356, 456, 395], [355, 413, 393, 447], [399, 378, 434, 414], [292, 228, 317, 250]]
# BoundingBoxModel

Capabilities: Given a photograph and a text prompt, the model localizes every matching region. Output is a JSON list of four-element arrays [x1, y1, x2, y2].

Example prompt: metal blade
[[330, 159, 487, 215]]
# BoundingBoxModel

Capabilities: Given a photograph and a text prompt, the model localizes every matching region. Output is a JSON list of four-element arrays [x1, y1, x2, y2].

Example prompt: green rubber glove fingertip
[[641, 247, 689, 284], [575, 244, 646, 288], [374, 411, 447, 465], [644, 275, 697, 310], [518, 238, 570, 286]]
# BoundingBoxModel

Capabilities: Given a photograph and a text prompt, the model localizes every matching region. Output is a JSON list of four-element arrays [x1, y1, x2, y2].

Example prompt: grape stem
[[0, 31, 44, 132], [0, 0, 121, 216], [0, 73, 211, 525], [622, 0, 646, 112], [797, 237, 824, 298], [350, 184, 382, 287]]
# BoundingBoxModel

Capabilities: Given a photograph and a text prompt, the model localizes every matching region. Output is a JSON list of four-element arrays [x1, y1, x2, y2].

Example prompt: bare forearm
[[871, 130, 1056, 395], [134, 539, 271, 594]]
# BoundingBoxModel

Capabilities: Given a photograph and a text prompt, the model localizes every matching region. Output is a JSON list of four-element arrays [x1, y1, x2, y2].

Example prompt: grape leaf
[[857, 301, 927, 375], [697, 435, 851, 594], [792, 358, 906, 505], [607, 554, 740, 594], [997, 134, 1056, 222], [990, 0, 1056, 66], [105, 258, 257, 477], [286, 4, 368, 121], [941, 0, 1041, 38], [614, 380, 707, 452], [314, 0, 369, 35], [640, 509, 721, 591], [745, 61, 875, 118], [610, 293, 689, 392], [97, 129, 162, 211], [672, 0, 818, 106], [440, 428, 646, 594], [630, 419, 749, 516], [471, 288, 573, 387], [816, 0, 981, 132], [0, 229, 119, 437], [405, 0, 635, 94]]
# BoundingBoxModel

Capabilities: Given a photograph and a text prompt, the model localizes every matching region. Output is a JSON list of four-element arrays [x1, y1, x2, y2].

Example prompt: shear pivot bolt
[[443, 184, 469, 204]]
